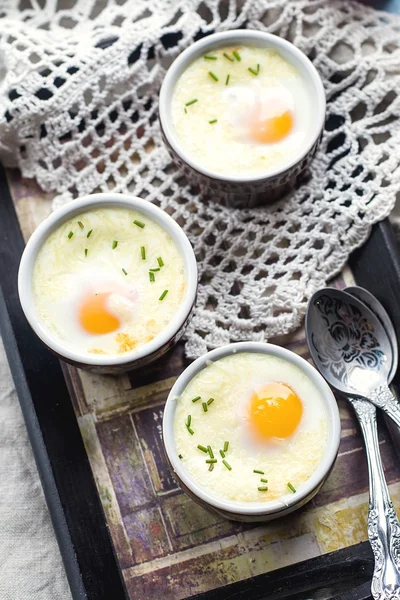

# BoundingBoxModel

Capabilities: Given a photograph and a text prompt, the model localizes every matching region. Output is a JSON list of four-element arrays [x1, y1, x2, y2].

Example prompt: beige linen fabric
[[0, 337, 71, 600]]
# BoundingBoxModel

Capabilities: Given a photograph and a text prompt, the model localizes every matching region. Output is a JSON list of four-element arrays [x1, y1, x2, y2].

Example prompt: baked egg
[[173, 352, 328, 503]]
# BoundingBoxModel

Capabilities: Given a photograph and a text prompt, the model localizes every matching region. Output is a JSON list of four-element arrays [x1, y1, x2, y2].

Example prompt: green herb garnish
[[186, 426, 194, 435], [206, 458, 217, 464], [84, 248, 88, 257], [140, 246, 146, 260], [287, 482, 296, 494], [149, 271, 155, 282], [159, 289, 168, 301], [87, 229, 93, 238], [186, 415, 192, 428], [67, 231, 73, 239], [202, 402, 208, 413], [192, 396, 201, 403], [223, 441, 229, 452], [184, 107, 187, 114], [178, 454, 183, 459], [150, 268, 160, 272], [209, 119, 218, 124], [225, 74, 230, 86], [223, 52, 234, 62], [157, 257, 164, 267], [258, 486, 269, 492], [134, 219, 145, 228], [222, 460, 232, 471], [207, 397, 215, 405], [219, 449, 225, 458], [112, 240, 118, 250], [260, 478, 268, 484], [185, 98, 198, 106], [207, 446, 214, 459], [204, 55, 217, 60], [233, 50, 241, 61], [78, 221, 84, 229], [208, 463, 214, 471], [253, 469, 264, 475], [248, 64, 260, 76], [122, 268, 128, 276], [208, 71, 219, 82], [197, 444, 208, 453]]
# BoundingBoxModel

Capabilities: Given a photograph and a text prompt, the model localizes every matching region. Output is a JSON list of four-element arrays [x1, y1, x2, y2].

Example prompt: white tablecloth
[[0, 337, 71, 600]]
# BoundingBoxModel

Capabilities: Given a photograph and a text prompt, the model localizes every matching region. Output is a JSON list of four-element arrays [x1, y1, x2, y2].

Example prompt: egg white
[[172, 45, 311, 176], [174, 352, 328, 503], [32, 208, 186, 355]]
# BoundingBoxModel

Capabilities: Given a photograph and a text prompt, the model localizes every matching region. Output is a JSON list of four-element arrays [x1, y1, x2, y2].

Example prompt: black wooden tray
[[2, 160, 400, 600]]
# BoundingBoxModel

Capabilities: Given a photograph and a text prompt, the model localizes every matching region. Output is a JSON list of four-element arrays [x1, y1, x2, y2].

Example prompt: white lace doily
[[1, 0, 400, 359]]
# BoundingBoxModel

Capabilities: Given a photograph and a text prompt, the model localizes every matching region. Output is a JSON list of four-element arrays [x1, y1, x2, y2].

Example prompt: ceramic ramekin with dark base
[[162, 342, 341, 522], [159, 30, 325, 208], [18, 193, 198, 374]]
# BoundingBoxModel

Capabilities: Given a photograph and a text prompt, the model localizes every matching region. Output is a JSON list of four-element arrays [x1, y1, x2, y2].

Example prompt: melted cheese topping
[[171, 45, 311, 176], [174, 352, 328, 503], [33, 207, 186, 355]]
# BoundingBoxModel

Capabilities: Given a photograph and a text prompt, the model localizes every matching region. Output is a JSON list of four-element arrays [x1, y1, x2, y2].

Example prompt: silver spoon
[[345, 286, 400, 455], [306, 288, 400, 599]]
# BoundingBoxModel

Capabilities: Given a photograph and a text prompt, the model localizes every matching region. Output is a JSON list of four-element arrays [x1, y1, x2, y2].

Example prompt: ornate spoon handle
[[365, 384, 400, 431], [350, 397, 400, 599]]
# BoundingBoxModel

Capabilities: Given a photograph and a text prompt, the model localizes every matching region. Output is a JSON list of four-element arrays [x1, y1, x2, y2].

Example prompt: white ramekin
[[159, 30, 326, 208], [163, 342, 340, 522], [18, 193, 198, 374]]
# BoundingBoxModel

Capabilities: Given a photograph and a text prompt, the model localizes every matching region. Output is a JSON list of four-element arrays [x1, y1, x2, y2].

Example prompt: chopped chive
[[253, 469, 264, 475], [204, 55, 217, 60], [207, 397, 215, 406], [223, 52, 234, 62], [192, 396, 201, 403], [197, 444, 208, 453], [150, 268, 160, 272], [248, 67, 259, 76], [84, 248, 88, 257], [233, 50, 241, 62], [77, 221, 84, 229], [219, 449, 225, 458], [260, 478, 268, 483], [202, 402, 208, 413], [208, 71, 219, 82], [159, 289, 169, 301], [207, 445, 214, 459], [122, 268, 128, 276], [184, 107, 187, 114], [209, 119, 218, 124], [206, 459, 217, 464], [186, 425, 194, 435], [68, 231, 73, 239], [87, 229, 93, 238], [185, 98, 198, 106], [149, 271, 155, 282], [223, 441, 229, 452], [208, 463, 214, 471], [178, 454, 183, 459], [258, 486, 269, 492], [257, 63, 260, 74], [287, 482, 296, 494], [112, 240, 118, 250], [140, 246, 146, 260], [157, 257, 164, 267], [133, 219, 145, 228], [225, 74, 230, 86], [186, 415, 192, 428], [222, 460, 232, 471]]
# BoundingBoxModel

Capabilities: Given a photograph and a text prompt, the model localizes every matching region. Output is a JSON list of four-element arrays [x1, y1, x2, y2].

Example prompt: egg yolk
[[249, 382, 303, 440], [79, 292, 120, 335], [250, 110, 293, 144]]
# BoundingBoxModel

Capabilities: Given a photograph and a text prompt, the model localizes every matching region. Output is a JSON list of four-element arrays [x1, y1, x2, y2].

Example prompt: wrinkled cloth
[[0, 337, 71, 600]]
